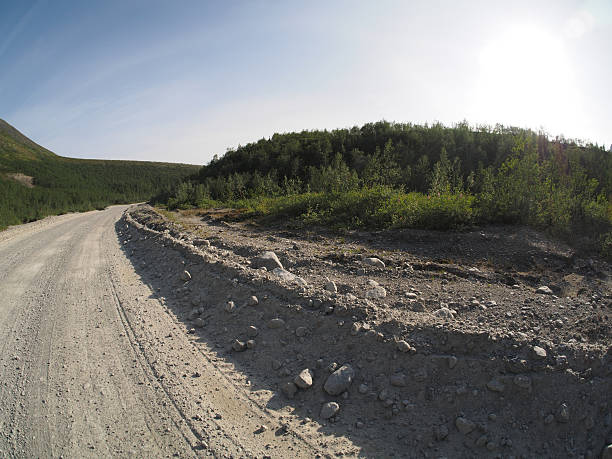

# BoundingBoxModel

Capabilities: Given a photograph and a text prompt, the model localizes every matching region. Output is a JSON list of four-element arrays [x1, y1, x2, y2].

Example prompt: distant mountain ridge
[[0, 119, 200, 228]]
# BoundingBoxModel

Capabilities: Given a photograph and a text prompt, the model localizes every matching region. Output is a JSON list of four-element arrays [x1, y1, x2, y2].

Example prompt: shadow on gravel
[[115, 216, 612, 459]]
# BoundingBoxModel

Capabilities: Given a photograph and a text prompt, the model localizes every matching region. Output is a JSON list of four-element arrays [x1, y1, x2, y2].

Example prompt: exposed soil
[[124, 204, 612, 458]]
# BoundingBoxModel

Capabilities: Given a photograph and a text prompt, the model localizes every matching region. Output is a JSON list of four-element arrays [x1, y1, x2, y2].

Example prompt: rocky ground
[[124, 204, 612, 459]]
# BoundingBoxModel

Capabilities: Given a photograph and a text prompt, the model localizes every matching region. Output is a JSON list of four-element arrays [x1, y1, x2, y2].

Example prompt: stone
[[268, 318, 285, 329], [232, 339, 246, 352], [247, 326, 259, 338], [193, 317, 205, 328], [295, 326, 307, 337], [248, 295, 259, 306], [325, 280, 338, 293], [363, 257, 385, 269], [358, 383, 368, 394], [271, 359, 282, 370], [513, 375, 531, 390], [271, 268, 307, 287], [350, 322, 360, 335], [544, 414, 555, 424], [252, 251, 283, 271], [448, 356, 458, 369], [390, 373, 407, 387], [433, 307, 455, 319], [280, 381, 298, 399], [366, 286, 387, 299], [556, 403, 570, 423], [396, 340, 414, 353], [486, 379, 505, 392], [320, 402, 340, 419], [246, 339, 256, 349], [225, 301, 235, 313], [536, 286, 553, 295], [476, 435, 488, 447], [406, 292, 419, 300], [294, 369, 314, 389], [193, 238, 211, 248], [532, 346, 547, 360], [180, 270, 192, 282], [455, 416, 475, 435], [601, 444, 612, 459], [323, 364, 355, 395]]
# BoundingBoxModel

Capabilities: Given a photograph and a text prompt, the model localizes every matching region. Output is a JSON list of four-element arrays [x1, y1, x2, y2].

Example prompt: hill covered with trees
[[0, 119, 200, 229], [161, 121, 612, 257]]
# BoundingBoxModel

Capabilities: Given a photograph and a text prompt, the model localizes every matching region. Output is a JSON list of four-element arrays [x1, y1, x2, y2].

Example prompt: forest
[[0, 119, 199, 229], [159, 121, 612, 257]]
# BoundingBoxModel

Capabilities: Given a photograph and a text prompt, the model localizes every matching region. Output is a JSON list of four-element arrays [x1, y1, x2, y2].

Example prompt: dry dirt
[[0, 203, 610, 458]]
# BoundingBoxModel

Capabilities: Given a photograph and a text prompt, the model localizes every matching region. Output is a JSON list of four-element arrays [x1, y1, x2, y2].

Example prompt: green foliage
[[0, 119, 199, 228]]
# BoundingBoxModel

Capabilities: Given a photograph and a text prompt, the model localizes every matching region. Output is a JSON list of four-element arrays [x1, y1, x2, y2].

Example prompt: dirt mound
[[124, 204, 612, 458]]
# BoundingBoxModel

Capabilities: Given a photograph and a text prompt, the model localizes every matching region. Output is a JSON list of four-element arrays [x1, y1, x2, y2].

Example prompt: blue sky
[[1, 0, 610, 164]]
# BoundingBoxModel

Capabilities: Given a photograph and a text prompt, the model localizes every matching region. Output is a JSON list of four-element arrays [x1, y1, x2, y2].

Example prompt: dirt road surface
[[0, 206, 328, 458]]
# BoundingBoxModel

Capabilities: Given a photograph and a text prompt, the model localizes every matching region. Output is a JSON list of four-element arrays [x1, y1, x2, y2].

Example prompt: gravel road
[[0, 206, 324, 458]]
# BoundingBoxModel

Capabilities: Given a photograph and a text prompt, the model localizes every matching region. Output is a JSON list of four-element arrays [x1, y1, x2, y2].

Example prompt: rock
[[536, 286, 553, 295], [390, 373, 407, 387], [294, 369, 314, 389], [193, 238, 211, 247], [271, 268, 307, 287], [323, 364, 355, 395], [246, 339, 256, 349], [232, 339, 246, 352], [405, 292, 418, 300], [365, 286, 387, 299], [476, 435, 488, 447], [325, 280, 338, 293], [396, 340, 414, 353], [486, 379, 505, 392], [295, 326, 307, 337], [320, 402, 340, 419], [358, 383, 368, 394], [225, 301, 235, 313], [248, 295, 259, 306], [544, 414, 555, 424], [513, 375, 531, 390], [433, 307, 455, 319], [363, 257, 385, 269], [410, 302, 426, 312], [601, 444, 612, 459], [271, 359, 282, 370], [350, 322, 360, 335], [433, 424, 449, 441], [193, 317, 205, 328], [267, 318, 285, 329], [247, 325, 259, 338], [448, 356, 458, 369], [556, 403, 570, 423], [532, 345, 547, 360], [455, 416, 475, 435], [252, 251, 283, 271], [280, 381, 298, 399], [180, 270, 192, 282]]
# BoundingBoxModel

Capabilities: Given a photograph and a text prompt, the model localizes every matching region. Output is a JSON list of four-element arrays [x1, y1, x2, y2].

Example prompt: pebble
[[324, 364, 355, 395], [180, 270, 192, 282], [280, 381, 298, 399], [247, 326, 259, 338], [295, 326, 307, 337], [366, 286, 387, 299], [544, 414, 554, 425], [248, 296, 259, 306], [447, 356, 458, 369], [271, 359, 282, 370], [232, 339, 246, 352], [225, 301, 235, 313], [252, 251, 283, 271], [350, 323, 360, 335], [405, 292, 419, 300], [363, 257, 385, 268], [601, 444, 612, 459], [320, 402, 340, 419], [556, 403, 570, 423], [532, 346, 547, 360], [193, 318, 205, 328], [390, 373, 407, 387], [396, 340, 414, 353], [268, 318, 285, 329], [486, 379, 505, 393], [294, 369, 314, 389], [325, 280, 338, 293], [358, 384, 368, 394], [536, 286, 553, 295], [246, 339, 256, 349], [513, 375, 531, 390], [433, 307, 455, 319], [455, 416, 475, 434]]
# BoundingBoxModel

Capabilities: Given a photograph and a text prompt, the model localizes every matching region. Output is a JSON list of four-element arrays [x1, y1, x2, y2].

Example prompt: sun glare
[[473, 24, 578, 132]]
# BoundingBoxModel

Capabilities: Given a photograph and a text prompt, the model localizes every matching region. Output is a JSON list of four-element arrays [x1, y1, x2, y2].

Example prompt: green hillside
[[161, 121, 612, 257], [0, 119, 200, 228]]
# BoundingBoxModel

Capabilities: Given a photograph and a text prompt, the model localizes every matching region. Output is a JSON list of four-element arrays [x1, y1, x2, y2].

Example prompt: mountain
[[0, 119, 200, 228]]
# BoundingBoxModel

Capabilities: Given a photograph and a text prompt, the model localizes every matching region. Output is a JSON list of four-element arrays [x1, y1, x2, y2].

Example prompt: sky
[[1, 0, 610, 165]]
